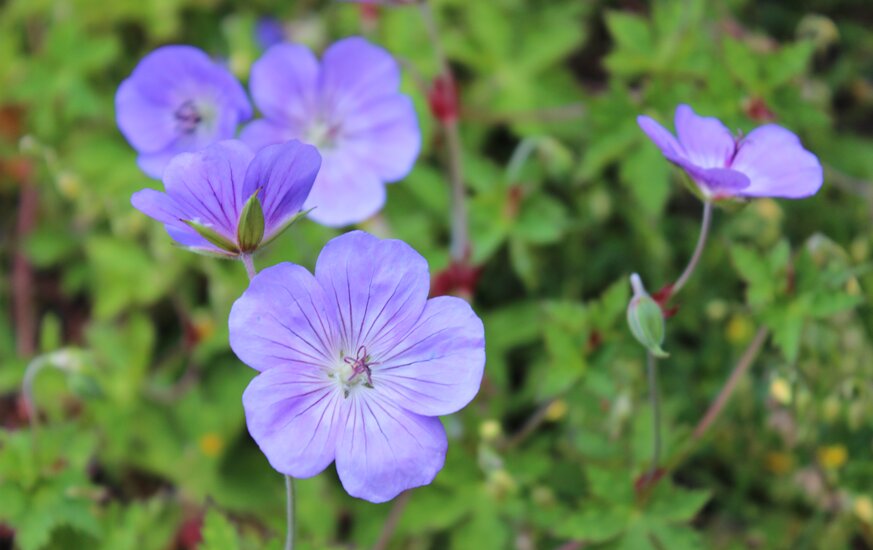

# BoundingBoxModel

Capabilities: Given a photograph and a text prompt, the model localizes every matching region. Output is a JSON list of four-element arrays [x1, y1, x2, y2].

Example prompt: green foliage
[[1, 0, 872, 548]]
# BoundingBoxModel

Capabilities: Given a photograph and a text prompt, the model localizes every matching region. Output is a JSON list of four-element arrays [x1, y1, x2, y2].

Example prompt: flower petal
[[131, 188, 215, 249], [339, 95, 420, 182], [229, 263, 341, 372], [374, 296, 485, 416], [161, 140, 254, 240], [318, 37, 401, 121], [335, 395, 447, 502], [674, 104, 736, 169], [730, 124, 823, 198], [637, 115, 684, 163], [242, 140, 322, 238], [314, 231, 429, 353], [675, 159, 751, 197], [249, 43, 320, 124], [243, 366, 344, 478], [239, 119, 298, 152], [304, 153, 386, 226]]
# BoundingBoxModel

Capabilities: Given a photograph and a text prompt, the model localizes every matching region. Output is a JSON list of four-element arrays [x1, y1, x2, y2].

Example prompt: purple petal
[[730, 124, 823, 198], [131, 188, 213, 249], [243, 366, 345, 478], [116, 45, 252, 178], [674, 104, 736, 169], [229, 263, 340, 372], [675, 158, 751, 197], [339, 95, 420, 182], [314, 231, 429, 354], [637, 115, 684, 163], [239, 119, 298, 152], [249, 44, 319, 124], [242, 140, 322, 239], [304, 153, 386, 226], [335, 395, 447, 502], [374, 296, 485, 417], [318, 37, 401, 121], [161, 140, 254, 240]]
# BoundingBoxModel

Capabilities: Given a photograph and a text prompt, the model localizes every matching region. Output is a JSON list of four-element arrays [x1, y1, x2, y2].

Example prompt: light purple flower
[[241, 37, 420, 227], [229, 231, 485, 502], [637, 104, 823, 200], [131, 139, 320, 256], [116, 45, 253, 178]]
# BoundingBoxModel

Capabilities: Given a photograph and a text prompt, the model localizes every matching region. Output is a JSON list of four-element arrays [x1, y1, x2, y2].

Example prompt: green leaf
[[199, 508, 241, 550], [236, 191, 265, 252], [182, 220, 239, 254]]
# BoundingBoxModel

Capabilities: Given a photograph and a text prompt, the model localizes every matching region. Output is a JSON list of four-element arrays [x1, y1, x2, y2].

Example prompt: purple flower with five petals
[[637, 104, 823, 200], [116, 46, 253, 178], [241, 37, 421, 227], [229, 231, 485, 502], [131, 140, 320, 257]]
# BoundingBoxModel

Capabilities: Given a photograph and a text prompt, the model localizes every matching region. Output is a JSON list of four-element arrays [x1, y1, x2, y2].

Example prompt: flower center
[[304, 118, 342, 150], [333, 345, 377, 398], [175, 101, 203, 134]]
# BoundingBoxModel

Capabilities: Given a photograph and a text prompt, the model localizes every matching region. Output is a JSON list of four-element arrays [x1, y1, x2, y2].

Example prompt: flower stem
[[646, 352, 661, 479], [419, 0, 469, 263], [284, 475, 295, 550], [238, 255, 295, 550], [371, 490, 412, 550], [242, 254, 257, 281], [671, 200, 713, 296], [692, 327, 769, 440]]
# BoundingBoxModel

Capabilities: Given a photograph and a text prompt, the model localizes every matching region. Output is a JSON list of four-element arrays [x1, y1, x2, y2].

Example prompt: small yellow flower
[[769, 378, 792, 405], [545, 399, 568, 422], [199, 433, 224, 457], [479, 420, 502, 442], [765, 452, 794, 475], [854, 496, 873, 524], [726, 315, 753, 345], [817, 445, 848, 470]]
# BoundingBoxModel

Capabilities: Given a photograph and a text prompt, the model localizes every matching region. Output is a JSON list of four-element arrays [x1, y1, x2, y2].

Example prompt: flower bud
[[627, 273, 668, 358], [237, 191, 265, 253]]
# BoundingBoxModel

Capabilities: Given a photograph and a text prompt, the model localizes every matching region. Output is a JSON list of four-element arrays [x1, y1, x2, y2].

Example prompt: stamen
[[175, 101, 203, 134]]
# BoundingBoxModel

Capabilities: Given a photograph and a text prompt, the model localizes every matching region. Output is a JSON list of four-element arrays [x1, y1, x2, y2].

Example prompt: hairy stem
[[671, 200, 713, 296], [419, 0, 469, 262], [646, 352, 661, 479], [692, 327, 769, 440], [371, 490, 412, 550], [242, 254, 257, 281], [284, 475, 295, 550]]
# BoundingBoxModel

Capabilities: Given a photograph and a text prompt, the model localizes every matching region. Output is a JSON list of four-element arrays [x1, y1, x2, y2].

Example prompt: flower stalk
[[671, 200, 713, 297]]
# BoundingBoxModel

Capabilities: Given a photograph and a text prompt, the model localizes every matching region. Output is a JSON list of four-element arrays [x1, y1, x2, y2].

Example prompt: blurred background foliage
[[1, 0, 872, 548]]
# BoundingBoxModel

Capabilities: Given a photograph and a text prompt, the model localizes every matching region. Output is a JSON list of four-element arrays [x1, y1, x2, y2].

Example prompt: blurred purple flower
[[241, 37, 420, 227], [638, 104, 823, 200], [229, 231, 485, 502], [131, 140, 320, 256], [255, 18, 287, 51], [116, 46, 253, 178]]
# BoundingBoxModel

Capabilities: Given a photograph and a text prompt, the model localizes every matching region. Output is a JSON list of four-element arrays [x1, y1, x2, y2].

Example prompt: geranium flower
[[229, 231, 485, 502], [116, 46, 253, 178], [637, 104, 823, 200], [241, 37, 420, 227], [131, 140, 320, 256]]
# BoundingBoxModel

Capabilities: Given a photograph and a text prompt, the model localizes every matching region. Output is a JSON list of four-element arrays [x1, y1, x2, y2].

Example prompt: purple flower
[[116, 46, 253, 178], [255, 18, 287, 51], [637, 104, 823, 200], [229, 231, 485, 502], [241, 37, 420, 227], [131, 139, 320, 256]]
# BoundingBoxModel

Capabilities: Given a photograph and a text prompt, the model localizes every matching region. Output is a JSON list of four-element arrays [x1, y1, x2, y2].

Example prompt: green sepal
[[182, 219, 240, 254], [260, 207, 314, 248], [627, 274, 669, 358], [237, 191, 265, 252]]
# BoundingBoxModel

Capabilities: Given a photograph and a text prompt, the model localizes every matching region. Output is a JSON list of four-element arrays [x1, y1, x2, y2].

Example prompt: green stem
[[284, 475, 295, 550], [241, 254, 257, 280], [671, 200, 713, 296], [646, 352, 661, 480]]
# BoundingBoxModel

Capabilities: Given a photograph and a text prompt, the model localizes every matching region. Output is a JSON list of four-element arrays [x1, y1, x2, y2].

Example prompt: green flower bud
[[627, 273, 669, 358], [237, 191, 266, 253]]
